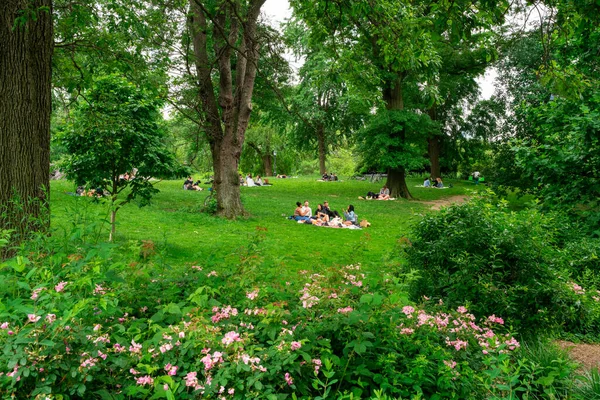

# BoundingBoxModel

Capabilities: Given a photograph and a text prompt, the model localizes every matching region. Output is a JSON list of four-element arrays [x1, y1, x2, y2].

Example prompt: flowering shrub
[[404, 197, 600, 336], [0, 231, 536, 400]]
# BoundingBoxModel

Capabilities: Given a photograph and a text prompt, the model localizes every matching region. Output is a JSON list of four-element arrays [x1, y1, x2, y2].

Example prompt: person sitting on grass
[[183, 176, 203, 191], [293, 201, 310, 221], [433, 177, 444, 188], [378, 185, 391, 200], [343, 204, 358, 226], [323, 201, 341, 219], [424, 177, 431, 188], [255, 175, 263, 186], [314, 204, 330, 222], [302, 200, 312, 219], [246, 174, 256, 187]]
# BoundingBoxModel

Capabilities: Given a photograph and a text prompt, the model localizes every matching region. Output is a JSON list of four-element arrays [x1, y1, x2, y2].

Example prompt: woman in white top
[[246, 174, 256, 187]]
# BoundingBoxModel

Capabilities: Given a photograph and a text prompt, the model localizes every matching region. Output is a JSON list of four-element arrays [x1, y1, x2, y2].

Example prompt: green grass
[[50, 176, 487, 279]]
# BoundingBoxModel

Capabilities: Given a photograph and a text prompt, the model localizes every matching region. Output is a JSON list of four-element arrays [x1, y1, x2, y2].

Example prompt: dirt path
[[557, 341, 600, 370], [416, 195, 470, 210]]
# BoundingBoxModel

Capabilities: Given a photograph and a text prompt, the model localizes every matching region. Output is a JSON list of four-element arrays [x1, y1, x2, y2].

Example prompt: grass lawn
[[50, 176, 487, 280]]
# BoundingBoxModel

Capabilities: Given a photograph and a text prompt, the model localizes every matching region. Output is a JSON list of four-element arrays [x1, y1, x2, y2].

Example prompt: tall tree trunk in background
[[262, 154, 273, 177], [427, 107, 441, 179], [317, 124, 326, 175], [428, 135, 441, 179], [0, 0, 53, 254], [188, 0, 266, 218], [383, 77, 412, 200]]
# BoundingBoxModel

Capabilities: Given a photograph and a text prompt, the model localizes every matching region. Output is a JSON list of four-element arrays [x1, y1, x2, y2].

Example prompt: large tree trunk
[[382, 77, 412, 199], [188, 0, 266, 218], [0, 0, 53, 253], [428, 135, 441, 179], [317, 124, 326, 175], [262, 153, 273, 177], [211, 139, 245, 218], [427, 107, 441, 179]]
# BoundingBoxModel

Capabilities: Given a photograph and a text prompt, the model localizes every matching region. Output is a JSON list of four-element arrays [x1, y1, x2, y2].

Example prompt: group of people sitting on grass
[[241, 174, 271, 187], [320, 172, 338, 181], [359, 185, 394, 200], [291, 200, 361, 228], [423, 177, 444, 188], [183, 176, 204, 191]]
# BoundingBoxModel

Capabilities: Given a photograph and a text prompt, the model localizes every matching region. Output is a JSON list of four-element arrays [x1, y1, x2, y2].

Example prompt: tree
[[284, 19, 371, 175], [59, 75, 186, 241], [291, 0, 507, 198], [0, 1, 53, 252], [187, 0, 266, 218]]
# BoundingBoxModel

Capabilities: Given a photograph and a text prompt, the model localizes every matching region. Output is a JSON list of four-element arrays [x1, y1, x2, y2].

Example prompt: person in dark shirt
[[322, 201, 340, 218]]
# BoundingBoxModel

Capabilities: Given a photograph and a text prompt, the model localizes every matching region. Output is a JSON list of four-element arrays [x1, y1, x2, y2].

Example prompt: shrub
[[403, 197, 600, 336], [0, 231, 531, 399]]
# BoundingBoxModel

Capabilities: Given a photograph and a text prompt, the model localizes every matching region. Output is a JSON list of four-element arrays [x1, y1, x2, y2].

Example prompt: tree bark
[[428, 135, 441, 179], [188, 0, 265, 218], [262, 154, 273, 177], [0, 0, 53, 253], [317, 124, 326, 175], [382, 77, 412, 199], [427, 107, 441, 179]]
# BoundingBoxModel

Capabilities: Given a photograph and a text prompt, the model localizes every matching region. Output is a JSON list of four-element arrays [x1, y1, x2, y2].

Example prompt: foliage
[[0, 228, 531, 399], [404, 196, 600, 336], [58, 75, 186, 239], [513, 90, 600, 233], [357, 110, 434, 173]]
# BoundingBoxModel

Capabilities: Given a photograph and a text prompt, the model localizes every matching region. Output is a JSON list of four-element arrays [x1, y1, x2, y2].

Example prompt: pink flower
[[179, 331, 185, 338], [130, 368, 139, 375], [166, 365, 178, 376], [222, 331, 242, 346], [228, 388, 235, 395], [94, 284, 107, 295], [81, 357, 97, 368], [185, 371, 198, 387], [207, 270, 218, 277], [246, 289, 259, 300], [129, 340, 142, 354], [136, 375, 154, 386], [55, 281, 68, 292], [98, 350, 107, 360], [402, 306, 415, 316], [284, 372, 293, 386], [444, 360, 457, 369], [45, 314, 56, 324], [505, 337, 520, 350], [28, 314, 41, 323], [457, 306, 468, 314], [487, 315, 504, 324], [163, 384, 169, 391], [93, 324, 101, 331], [31, 287, 45, 300], [400, 328, 414, 335], [159, 343, 173, 353], [1, 322, 9, 329], [337, 307, 353, 314], [191, 265, 203, 271], [572, 282, 585, 294], [290, 341, 302, 350]]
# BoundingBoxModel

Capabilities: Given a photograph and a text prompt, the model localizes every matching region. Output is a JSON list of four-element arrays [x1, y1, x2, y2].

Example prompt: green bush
[[0, 230, 533, 399], [404, 197, 600, 336]]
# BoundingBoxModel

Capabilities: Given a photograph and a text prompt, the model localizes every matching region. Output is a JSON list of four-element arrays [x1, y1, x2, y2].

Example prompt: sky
[[261, 0, 497, 100]]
